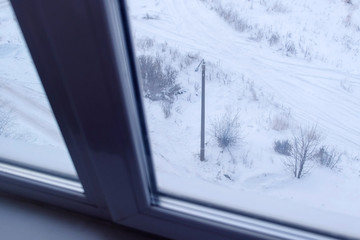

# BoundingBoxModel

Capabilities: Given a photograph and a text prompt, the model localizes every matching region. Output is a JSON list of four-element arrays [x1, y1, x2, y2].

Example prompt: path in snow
[[131, 0, 360, 154]]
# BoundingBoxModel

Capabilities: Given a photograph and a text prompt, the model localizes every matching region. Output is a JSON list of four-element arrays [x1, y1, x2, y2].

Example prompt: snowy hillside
[[127, 0, 360, 236]]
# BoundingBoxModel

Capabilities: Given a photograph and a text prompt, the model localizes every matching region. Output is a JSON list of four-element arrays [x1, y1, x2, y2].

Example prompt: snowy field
[[1, 0, 360, 237], [0, 0, 76, 177], [127, 0, 360, 237]]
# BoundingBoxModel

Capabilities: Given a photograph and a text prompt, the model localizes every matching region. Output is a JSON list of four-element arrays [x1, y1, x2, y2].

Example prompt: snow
[[127, 0, 360, 237], [1, 0, 360, 237], [0, 1, 77, 179]]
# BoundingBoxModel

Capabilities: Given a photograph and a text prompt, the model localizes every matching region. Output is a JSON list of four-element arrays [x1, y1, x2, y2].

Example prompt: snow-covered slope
[[130, 0, 360, 153], [127, 0, 360, 236]]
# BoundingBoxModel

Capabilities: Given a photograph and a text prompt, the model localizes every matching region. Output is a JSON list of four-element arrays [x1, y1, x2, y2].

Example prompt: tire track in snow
[[0, 79, 64, 146], [250, 57, 360, 151], [163, 0, 360, 152], [132, 0, 360, 152], [0, 0, 9, 9]]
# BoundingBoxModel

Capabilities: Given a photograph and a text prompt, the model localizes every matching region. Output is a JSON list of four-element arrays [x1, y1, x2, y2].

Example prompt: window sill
[[0, 192, 163, 240]]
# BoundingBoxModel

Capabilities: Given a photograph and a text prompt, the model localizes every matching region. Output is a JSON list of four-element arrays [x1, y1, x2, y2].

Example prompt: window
[[1, 0, 357, 239], [127, 0, 360, 238], [0, 0, 81, 192]]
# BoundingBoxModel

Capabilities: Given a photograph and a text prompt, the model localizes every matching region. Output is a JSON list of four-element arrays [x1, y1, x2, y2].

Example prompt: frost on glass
[[127, 0, 360, 237], [0, 1, 79, 187]]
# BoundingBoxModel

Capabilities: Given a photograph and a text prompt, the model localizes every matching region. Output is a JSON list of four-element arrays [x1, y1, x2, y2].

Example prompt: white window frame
[[1, 0, 349, 239]]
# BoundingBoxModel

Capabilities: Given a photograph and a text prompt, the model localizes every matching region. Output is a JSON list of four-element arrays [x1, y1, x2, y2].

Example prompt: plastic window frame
[[1, 0, 352, 239]]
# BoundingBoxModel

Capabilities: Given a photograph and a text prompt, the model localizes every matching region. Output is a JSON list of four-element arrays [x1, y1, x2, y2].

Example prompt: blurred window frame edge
[[0, 0, 349, 239]]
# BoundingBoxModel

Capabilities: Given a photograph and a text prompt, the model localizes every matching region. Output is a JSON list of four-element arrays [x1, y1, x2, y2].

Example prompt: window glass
[[127, 0, 360, 237], [0, 1, 81, 191]]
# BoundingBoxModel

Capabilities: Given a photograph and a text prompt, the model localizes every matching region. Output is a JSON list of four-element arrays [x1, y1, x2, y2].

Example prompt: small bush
[[268, 33, 280, 46], [138, 55, 182, 118], [136, 38, 154, 51], [233, 18, 251, 32], [274, 139, 292, 156], [142, 13, 159, 20], [161, 101, 173, 118], [267, 1, 288, 13], [182, 53, 200, 68], [0, 103, 11, 137], [246, 80, 258, 101], [0, 113, 10, 137], [271, 112, 290, 131], [137, 55, 180, 102], [285, 40, 297, 56], [249, 29, 264, 42], [284, 126, 321, 178], [315, 146, 342, 170], [213, 5, 251, 32], [194, 82, 200, 93], [212, 112, 241, 150], [240, 151, 253, 168]]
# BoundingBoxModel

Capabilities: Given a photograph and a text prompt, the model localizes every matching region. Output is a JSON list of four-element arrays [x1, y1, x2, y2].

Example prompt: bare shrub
[[161, 101, 173, 118], [137, 55, 180, 102], [137, 55, 182, 118], [142, 13, 159, 20], [184, 53, 200, 67], [271, 112, 290, 131], [160, 42, 169, 53], [249, 29, 264, 42], [240, 151, 253, 168], [301, 46, 312, 61], [274, 139, 292, 156], [180, 52, 200, 70], [0, 102, 11, 137], [267, 1, 288, 13], [315, 146, 342, 170], [284, 126, 321, 178], [212, 4, 251, 32], [169, 48, 181, 62], [186, 93, 192, 102], [194, 82, 200, 93], [136, 37, 154, 51], [215, 69, 233, 85], [268, 33, 280, 46], [212, 112, 241, 150], [248, 81, 258, 101], [233, 18, 251, 32], [0, 113, 10, 137], [285, 40, 297, 56]]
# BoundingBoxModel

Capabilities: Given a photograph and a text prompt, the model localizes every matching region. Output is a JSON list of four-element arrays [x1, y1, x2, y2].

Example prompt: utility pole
[[195, 59, 206, 161]]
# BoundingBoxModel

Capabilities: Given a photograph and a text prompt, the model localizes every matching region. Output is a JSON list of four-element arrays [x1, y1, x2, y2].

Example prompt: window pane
[[0, 1, 82, 192], [127, 0, 360, 237]]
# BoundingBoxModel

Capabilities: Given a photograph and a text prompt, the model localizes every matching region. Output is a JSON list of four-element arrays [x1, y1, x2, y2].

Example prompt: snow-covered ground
[[127, 0, 360, 237], [0, 0, 76, 177], [1, 0, 360, 237]]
